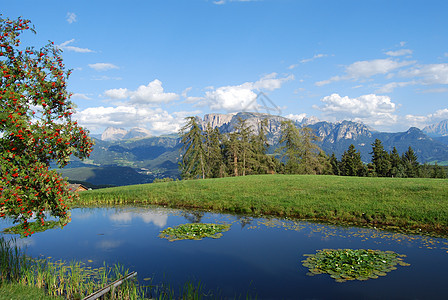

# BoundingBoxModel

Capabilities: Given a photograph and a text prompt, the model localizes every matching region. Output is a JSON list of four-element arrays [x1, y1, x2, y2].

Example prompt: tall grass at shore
[[0, 237, 220, 299], [76, 175, 448, 235], [0, 237, 144, 299]]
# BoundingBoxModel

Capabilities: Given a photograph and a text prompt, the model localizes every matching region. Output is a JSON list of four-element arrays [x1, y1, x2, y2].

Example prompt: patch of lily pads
[[159, 223, 231, 241], [302, 248, 410, 282]]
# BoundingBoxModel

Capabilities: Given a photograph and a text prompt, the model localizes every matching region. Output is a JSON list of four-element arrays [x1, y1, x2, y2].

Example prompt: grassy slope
[[77, 175, 448, 235]]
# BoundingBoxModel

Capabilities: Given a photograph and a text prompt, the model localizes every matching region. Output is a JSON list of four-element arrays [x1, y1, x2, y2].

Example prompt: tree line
[[179, 116, 447, 180]]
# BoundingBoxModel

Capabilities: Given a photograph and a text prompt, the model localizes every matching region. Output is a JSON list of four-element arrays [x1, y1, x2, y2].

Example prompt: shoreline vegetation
[[75, 174, 448, 237]]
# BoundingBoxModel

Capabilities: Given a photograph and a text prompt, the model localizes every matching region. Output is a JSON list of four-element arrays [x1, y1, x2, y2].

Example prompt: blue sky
[[2, 0, 448, 134]]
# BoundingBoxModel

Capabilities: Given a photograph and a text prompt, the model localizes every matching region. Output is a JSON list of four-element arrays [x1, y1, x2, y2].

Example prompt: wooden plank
[[82, 271, 137, 300]]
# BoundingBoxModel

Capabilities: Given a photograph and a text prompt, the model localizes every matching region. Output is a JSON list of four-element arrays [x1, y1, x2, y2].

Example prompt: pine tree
[[389, 147, 403, 177], [329, 153, 340, 175], [235, 117, 253, 176], [250, 118, 275, 174], [276, 120, 303, 174], [402, 146, 420, 178], [340, 144, 364, 176], [370, 139, 391, 177], [203, 124, 224, 178], [179, 117, 206, 179]]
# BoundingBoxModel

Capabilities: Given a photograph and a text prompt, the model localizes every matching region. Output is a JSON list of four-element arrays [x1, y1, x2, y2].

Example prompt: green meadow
[[76, 175, 448, 236]]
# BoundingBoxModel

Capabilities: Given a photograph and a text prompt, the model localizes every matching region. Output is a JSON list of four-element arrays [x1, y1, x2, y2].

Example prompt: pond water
[[1, 206, 448, 299]]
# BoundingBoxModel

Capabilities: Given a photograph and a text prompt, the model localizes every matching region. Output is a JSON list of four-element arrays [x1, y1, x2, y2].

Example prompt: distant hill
[[65, 112, 448, 186]]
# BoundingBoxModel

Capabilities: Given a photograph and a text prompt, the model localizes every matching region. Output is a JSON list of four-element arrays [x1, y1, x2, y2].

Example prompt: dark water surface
[[1, 206, 448, 299]]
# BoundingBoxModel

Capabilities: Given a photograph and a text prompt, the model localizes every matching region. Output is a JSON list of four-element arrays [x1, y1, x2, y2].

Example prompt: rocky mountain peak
[[101, 127, 128, 141], [423, 119, 448, 137], [101, 127, 151, 141]]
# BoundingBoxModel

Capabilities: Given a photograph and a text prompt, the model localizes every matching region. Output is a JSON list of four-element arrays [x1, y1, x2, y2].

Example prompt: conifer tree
[[277, 120, 303, 174], [370, 139, 391, 177], [389, 147, 403, 177], [340, 144, 364, 176], [329, 153, 340, 175], [179, 117, 206, 179], [402, 146, 420, 178]]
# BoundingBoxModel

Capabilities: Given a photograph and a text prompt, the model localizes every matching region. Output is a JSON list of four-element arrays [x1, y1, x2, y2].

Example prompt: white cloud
[[285, 113, 307, 122], [205, 73, 293, 112], [346, 59, 414, 78], [300, 53, 327, 63], [400, 63, 448, 85], [418, 88, 448, 94], [405, 108, 448, 128], [88, 63, 119, 71], [315, 58, 415, 86], [58, 39, 94, 53], [71, 93, 91, 100], [104, 88, 129, 99], [253, 73, 294, 91], [75, 105, 197, 135], [385, 49, 413, 57], [66, 12, 77, 24], [314, 93, 398, 126], [103, 79, 179, 104], [375, 81, 416, 93], [206, 84, 258, 112]]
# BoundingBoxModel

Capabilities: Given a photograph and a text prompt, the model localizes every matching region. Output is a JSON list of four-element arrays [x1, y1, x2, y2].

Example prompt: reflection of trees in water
[[182, 211, 204, 223], [237, 216, 253, 229]]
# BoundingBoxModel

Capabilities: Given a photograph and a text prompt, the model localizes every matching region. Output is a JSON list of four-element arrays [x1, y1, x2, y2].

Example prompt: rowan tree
[[0, 16, 94, 236]]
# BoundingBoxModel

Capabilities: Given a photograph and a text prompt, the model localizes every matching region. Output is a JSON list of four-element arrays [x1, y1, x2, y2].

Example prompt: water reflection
[[1, 206, 448, 299], [109, 208, 169, 227]]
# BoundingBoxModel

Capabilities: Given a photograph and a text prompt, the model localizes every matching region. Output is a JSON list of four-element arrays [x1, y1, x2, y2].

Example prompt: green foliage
[[302, 249, 410, 282], [370, 139, 391, 177], [159, 223, 231, 241], [0, 16, 94, 236], [340, 144, 364, 176], [3, 220, 63, 238], [179, 117, 206, 179], [402, 146, 421, 178]]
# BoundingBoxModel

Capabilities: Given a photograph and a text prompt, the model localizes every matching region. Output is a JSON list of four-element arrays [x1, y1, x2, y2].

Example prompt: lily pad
[[159, 223, 231, 241], [302, 249, 410, 282]]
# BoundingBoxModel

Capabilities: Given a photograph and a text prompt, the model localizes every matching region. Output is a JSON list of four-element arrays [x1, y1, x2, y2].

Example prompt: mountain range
[[62, 112, 448, 186]]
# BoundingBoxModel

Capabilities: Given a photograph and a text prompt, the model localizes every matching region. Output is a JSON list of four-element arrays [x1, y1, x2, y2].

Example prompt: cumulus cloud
[[104, 79, 179, 104], [205, 73, 293, 112], [315, 58, 415, 86], [405, 108, 448, 128], [58, 39, 94, 53], [75, 105, 198, 135], [66, 12, 77, 24], [314, 93, 398, 126], [385, 49, 413, 57], [285, 113, 307, 122], [88, 63, 119, 71]]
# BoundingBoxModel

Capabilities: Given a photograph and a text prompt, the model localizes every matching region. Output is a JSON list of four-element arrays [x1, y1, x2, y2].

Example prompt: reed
[[0, 237, 225, 299]]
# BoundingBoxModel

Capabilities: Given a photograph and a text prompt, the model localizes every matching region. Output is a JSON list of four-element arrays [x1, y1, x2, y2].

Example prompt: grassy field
[[75, 174, 448, 236]]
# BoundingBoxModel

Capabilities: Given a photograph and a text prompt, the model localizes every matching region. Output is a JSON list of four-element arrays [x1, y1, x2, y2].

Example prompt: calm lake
[[1, 206, 448, 299]]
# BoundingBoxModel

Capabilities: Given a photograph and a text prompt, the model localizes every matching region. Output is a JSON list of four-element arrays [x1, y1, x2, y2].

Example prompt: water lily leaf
[[301, 249, 409, 283]]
